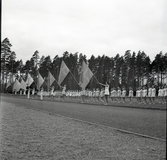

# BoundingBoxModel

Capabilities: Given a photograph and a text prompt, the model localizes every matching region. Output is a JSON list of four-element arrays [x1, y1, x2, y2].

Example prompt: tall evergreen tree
[[1, 38, 12, 92], [129, 52, 136, 90], [152, 52, 166, 86], [114, 54, 121, 88], [6, 51, 16, 74]]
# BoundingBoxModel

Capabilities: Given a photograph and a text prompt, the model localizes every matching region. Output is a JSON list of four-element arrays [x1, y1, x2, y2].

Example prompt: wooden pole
[[69, 70, 81, 88]]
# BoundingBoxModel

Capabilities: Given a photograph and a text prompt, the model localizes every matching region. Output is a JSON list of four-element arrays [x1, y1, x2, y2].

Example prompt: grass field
[[0, 101, 166, 160]]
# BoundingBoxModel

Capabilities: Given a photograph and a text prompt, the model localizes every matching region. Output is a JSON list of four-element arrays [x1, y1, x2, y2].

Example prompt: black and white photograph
[[1, 0, 166, 159]]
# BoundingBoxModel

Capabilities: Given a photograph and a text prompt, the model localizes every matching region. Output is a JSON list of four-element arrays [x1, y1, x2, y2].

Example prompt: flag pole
[[69, 70, 81, 87], [33, 79, 38, 88], [92, 71, 100, 84], [43, 77, 49, 88], [37, 71, 45, 90], [55, 77, 62, 88], [47, 68, 61, 88]]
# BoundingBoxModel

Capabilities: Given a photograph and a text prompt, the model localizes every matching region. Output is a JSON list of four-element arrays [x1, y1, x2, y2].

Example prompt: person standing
[[99, 81, 110, 105], [148, 85, 152, 104], [27, 88, 30, 99], [151, 85, 156, 104], [92, 88, 96, 102], [113, 87, 117, 102], [158, 86, 163, 103], [23, 89, 26, 96], [128, 87, 133, 103], [81, 88, 86, 103], [163, 84, 167, 104], [139, 86, 143, 104], [32, 88, 35, 99], [121, 87, 126, 103], [61, 84, 66, 101], [50, 86, 54, 101], [40, 87, 44, 101], [117, 87, 121, 103], [20, 89, 22, 95], [136, 87, 140, 104], [142, 86, 147, 104], [99, 88, 104, 103]]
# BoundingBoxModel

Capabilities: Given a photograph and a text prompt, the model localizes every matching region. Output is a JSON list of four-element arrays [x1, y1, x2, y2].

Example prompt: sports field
[[0, 95, 166, 159]]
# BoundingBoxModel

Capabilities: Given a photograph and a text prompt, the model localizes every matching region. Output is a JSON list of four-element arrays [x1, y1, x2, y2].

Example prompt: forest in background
[[1, 38, 167, 93]]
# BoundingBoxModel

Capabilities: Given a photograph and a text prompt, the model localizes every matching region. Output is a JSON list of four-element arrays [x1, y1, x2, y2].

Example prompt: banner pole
[[47, 69, 61, 88], [92, 72, 100, 84], [69, 70, 80, 87]]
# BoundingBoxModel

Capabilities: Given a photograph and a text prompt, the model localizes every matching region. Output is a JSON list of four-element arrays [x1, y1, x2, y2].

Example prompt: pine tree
[[1, 38, 12, 92]]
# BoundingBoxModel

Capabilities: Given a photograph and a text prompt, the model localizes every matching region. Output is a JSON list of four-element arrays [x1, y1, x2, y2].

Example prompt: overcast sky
[[2, 0, 167, 63]]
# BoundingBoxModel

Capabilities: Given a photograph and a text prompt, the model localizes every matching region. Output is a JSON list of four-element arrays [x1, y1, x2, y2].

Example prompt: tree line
[[1, 37, 167, 93]]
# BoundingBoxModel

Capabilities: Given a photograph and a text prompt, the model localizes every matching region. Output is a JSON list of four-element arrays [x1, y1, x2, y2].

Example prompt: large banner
[[58, 60, 70, 85], [26, 73, 34, 87], [79, 61, 93, 89]]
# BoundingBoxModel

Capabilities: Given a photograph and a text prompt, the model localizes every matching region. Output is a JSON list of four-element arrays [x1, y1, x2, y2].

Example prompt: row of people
[[14, 83, 167, 105], [110, 85, 167, 104], [42, 83, 167, 104]]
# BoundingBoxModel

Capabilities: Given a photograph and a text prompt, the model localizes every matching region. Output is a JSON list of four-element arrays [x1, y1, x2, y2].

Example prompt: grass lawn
[[0, 101, 166, 160]]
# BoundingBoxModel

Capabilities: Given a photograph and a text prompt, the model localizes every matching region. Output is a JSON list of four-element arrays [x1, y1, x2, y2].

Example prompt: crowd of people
[[14, 82, 167, 105]]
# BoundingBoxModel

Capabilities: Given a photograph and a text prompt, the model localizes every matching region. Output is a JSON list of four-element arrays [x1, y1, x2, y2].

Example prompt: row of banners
[[6, 60, 94, 92]]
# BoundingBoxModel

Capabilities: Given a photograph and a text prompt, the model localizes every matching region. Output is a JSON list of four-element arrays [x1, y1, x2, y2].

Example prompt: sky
[[2, 0, 167, 63]]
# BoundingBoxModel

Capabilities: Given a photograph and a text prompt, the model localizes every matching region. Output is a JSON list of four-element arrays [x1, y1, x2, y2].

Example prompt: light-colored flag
[[26, 73, 34, 86], [80, 61, 93, 89], [58, 60, 70, 85], [37, 72, 44, 90], [13, 79, 21, 92], [20, 79, 27, 90], [48, 71, 55, 87]]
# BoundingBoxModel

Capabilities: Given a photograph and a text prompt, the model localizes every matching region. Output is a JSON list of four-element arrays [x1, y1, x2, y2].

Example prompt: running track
[[1, 95, 166, 140]]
